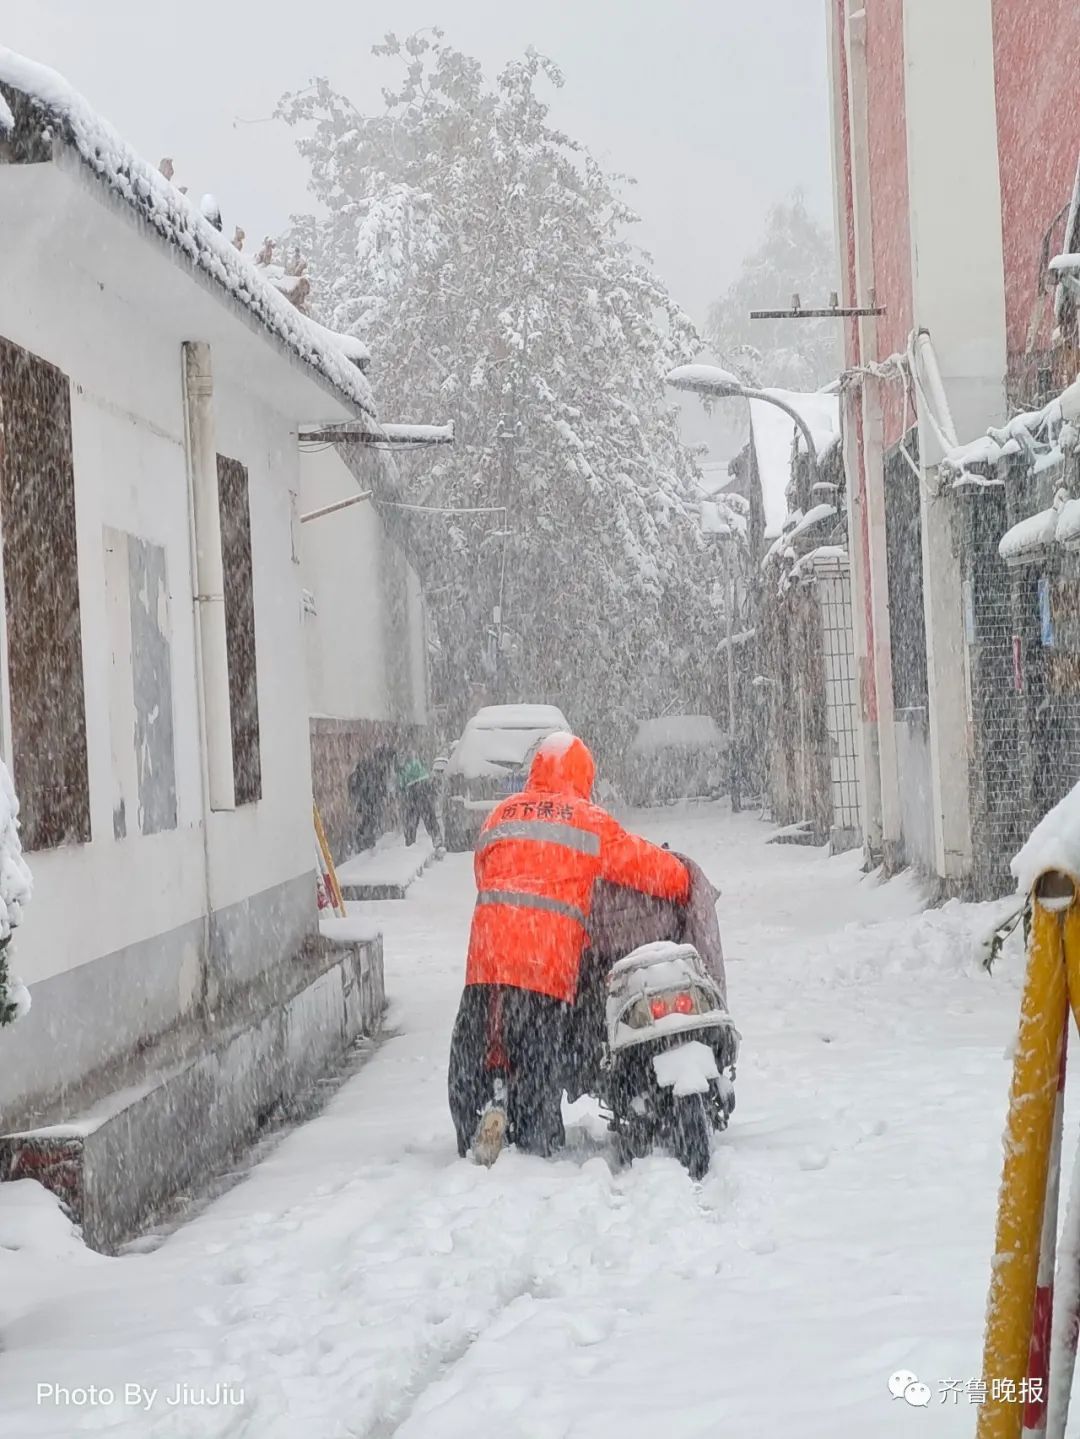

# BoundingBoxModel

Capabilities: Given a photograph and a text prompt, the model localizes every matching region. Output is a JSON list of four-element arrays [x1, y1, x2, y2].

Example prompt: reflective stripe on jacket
[[464, 733, 690, 1003]]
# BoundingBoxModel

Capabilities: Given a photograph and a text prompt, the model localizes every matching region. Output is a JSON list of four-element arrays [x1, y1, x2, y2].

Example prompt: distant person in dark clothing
[[397, 750, 444, 851], [349, 749, 391, 854]]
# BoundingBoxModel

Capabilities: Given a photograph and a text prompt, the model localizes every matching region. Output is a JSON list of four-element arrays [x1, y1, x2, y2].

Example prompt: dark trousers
[[403, 779, 441, 846], [448, 984, 569, 1157]]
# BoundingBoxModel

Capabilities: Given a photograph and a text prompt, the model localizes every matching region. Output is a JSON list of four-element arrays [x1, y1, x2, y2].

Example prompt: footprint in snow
[[798, 1148, 830, 1171]]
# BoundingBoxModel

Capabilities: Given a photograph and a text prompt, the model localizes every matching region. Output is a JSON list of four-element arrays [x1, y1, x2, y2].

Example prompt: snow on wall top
[[749, 390, 840, 538], [998, 505, 1060, 561], [1013, 779, 1080, 893], [943, 375, 1080, 483], [0, 49, 375, 419], [0, 760, 31, 942], [785, 503, 838, 545]]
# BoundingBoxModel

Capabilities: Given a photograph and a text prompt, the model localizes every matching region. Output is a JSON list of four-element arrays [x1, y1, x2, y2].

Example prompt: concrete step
[[0, 930, 384, 1254], [336, 835, 435, 900]]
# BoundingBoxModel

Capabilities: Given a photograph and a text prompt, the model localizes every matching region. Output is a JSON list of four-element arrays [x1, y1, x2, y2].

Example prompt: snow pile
[[1012, 781, 1080, 894], [379, 422, 453, 443], [652, 1040, 720, 1096], [995, 488, 1080, 559], [0, 760, 31, 940], [609, 940, 700, 981], [336, 835, 434, 890], [1055, 496, 1080, 547], [998, 504, 1061, 562], [629, 716, 725, 753], [0, 758, 32, 1025], [944, 376, 1080, 485], [0, 49, 376, 417], [319, 902, 382, 946]]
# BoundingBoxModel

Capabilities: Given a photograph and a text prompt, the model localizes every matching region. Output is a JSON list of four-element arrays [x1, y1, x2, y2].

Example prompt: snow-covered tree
[[277, 34, 721, 747], [706, 194, 840, 392], [0, 759, 32, 1028]]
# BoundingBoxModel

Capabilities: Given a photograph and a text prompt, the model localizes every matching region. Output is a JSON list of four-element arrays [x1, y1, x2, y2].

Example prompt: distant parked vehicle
[[442, 703, 571, 851], [623, 715, 728, 808]]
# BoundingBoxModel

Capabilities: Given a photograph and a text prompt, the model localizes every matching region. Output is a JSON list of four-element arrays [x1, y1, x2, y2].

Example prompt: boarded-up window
[[217, 455, 261, 805], [0, 337, 90, 850], [103, 529, 178, 838]]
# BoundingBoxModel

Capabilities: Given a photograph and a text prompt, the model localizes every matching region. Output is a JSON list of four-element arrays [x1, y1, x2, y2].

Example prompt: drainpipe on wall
[[182, 342, 235, 813], [842, 0, 904, 871]]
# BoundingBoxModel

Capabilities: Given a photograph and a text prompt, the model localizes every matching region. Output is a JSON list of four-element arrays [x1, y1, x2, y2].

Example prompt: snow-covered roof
[[749, 390, 841, 538], [0, 48, 376, 418]]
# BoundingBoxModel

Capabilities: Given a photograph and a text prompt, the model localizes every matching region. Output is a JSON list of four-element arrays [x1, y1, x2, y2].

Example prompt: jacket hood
[[527, 732, 595, 800]]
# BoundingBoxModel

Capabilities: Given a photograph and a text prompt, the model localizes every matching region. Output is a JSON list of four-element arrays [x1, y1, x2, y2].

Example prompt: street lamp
[[670, 361, 828, 817], [700, 509, 742, 813], [667, 363, 823, 487]]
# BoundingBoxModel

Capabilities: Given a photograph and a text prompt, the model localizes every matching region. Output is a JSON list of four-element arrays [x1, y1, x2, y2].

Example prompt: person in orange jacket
[[448, 730, 690, 1164]]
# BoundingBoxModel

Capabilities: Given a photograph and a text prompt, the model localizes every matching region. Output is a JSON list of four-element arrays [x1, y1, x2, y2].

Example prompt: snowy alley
[[0, 803, 1027, 1438]]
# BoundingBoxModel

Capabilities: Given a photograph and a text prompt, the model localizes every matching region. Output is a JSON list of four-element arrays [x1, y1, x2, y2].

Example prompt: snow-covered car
[[623, 715, 728, 808], [442, 703, 571, 850]]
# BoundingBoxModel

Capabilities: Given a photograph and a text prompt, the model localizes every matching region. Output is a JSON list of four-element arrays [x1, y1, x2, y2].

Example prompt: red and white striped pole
[[1024, 1012, 1068, 1439], [1048, 901, 1080, 1439], [1047, 1132, 1080, 1439]]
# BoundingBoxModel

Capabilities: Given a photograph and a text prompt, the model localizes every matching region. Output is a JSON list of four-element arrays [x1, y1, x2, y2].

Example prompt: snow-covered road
[[0, 805, 1030, 1437]]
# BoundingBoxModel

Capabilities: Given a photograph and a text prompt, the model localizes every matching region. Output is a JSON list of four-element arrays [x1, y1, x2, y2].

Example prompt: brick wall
[[960, 453, 1080, 897]]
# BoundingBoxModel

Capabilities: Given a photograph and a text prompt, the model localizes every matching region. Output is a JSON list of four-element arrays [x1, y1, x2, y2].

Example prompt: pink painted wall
[[992, 0, 1080, 366], [864, 0, 915, 447]]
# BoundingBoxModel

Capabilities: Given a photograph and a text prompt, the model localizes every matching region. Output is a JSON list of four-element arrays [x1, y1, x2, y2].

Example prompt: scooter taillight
[[649, 992, 696, 1019]]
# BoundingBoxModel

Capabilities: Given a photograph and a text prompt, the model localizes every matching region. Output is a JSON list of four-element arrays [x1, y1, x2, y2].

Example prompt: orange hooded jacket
[[464, 732, 691, 1004]]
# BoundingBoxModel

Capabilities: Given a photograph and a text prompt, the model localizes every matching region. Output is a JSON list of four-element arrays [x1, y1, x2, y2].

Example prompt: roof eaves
[[0, 51, 376, 420]]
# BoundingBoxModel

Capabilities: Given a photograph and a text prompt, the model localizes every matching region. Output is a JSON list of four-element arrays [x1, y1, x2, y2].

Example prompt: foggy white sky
[[5, 0, 832, 330]]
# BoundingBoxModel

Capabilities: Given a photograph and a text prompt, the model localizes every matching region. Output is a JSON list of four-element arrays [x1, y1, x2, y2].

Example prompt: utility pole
[[724, 539, 741, 813], [494, 408, 515, 702]]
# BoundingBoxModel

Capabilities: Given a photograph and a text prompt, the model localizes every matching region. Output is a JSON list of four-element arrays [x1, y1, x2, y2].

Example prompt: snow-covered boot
[[471, 1102, 508, 1167]]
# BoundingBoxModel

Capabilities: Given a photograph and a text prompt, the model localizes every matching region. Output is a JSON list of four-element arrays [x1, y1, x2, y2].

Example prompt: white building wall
[[0, 173, 320, 993], [903, 0, 1008, 880], [0, 254, 207, 990], [406, 565, 430, 727], [299, 445, 391, 723], [299, 445, 430, 729], [207, 380, 314, 916]]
